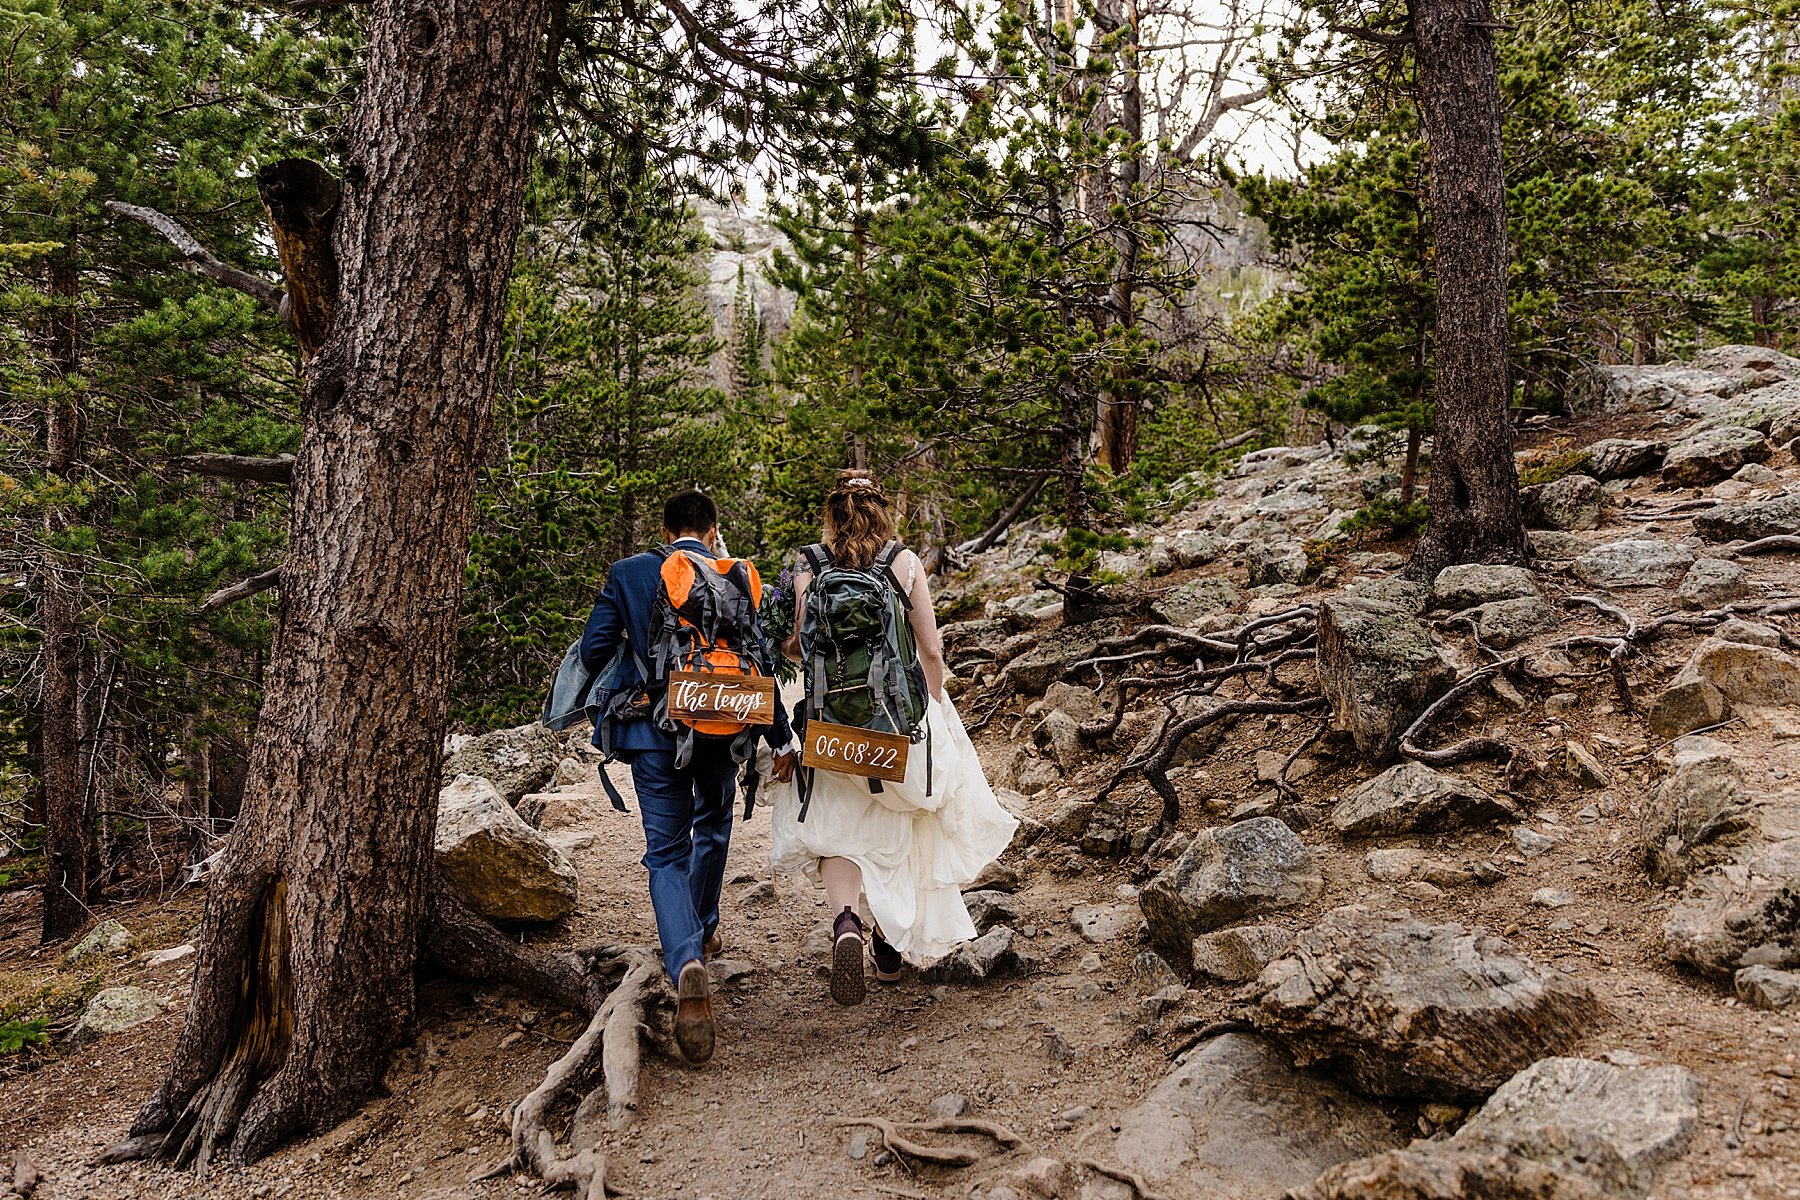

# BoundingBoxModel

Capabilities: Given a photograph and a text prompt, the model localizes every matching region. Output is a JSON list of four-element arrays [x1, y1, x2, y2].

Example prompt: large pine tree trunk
[[127, 0, 553, 1167], [1405, 0, 1527, 579]]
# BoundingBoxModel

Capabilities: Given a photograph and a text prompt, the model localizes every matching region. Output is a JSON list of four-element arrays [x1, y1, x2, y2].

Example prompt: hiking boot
[[831, 906, 868, 1006], [674, 960, 716, 1064], [871, 925, 903, 984], [704, 930, 723, 960]]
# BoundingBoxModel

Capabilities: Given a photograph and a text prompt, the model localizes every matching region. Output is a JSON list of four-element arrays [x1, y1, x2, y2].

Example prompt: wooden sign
[[802, 719, 910, 783], [666, 670, 776, 726]]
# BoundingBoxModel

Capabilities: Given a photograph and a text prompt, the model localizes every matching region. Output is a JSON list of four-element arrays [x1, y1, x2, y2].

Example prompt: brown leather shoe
[[704, 930, 723, 960], [674, 960, 716, 1064]]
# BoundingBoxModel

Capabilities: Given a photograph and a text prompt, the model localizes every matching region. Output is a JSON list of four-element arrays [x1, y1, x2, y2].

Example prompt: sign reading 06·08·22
[[802, 720, 910, 783]]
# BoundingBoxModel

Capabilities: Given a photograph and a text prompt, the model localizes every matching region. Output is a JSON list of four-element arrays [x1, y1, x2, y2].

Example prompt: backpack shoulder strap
[[874, 541, 913, 611], [799, 543, 832, 575]]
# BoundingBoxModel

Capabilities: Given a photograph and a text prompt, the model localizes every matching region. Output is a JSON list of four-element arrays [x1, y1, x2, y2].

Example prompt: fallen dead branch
[[831, 1116, 1023, 1168]]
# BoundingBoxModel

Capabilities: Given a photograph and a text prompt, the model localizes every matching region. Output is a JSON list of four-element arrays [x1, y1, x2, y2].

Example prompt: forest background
[[1, 0, 1796, 902]]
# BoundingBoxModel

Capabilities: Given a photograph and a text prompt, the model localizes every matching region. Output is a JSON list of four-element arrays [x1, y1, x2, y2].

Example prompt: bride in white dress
[[770, 470, 1018, 1004]]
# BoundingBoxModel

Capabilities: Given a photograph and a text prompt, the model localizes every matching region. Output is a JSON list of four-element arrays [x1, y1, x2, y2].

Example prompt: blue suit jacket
[[580, 538, 792, 756]]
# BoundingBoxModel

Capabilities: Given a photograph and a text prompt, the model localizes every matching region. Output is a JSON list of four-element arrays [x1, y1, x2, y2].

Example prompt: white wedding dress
[[767, 694, 1019, 964]]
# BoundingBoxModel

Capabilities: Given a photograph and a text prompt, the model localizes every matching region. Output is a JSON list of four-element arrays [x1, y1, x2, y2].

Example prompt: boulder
[[1430, 564, 1539, 610], [1113, 1034, 1405, 1197], [1170, 529, 1227, 568], [1674, 637, 1800, 709], [1637, 736, 1755, 885], [1736, 378, 1800, 440], [1694, 344, 1800, 378], [1331, 762, 1517, 839], [1645, 678, 1729, 740], [1716, 617, 1781, 646], [922, 925, 1027, 984], [1241, 906, 1607, 1103], [1041, 681, 1102, 723], [65, 918, 132, 964], [443, 722, 565, 806], [1693, 492, 1800, 541], [1190, 924, 1294, 984], [1081, 799, 1131, 856], [1570, 540, 1694, 589], [1526, 474, 1604, 531], [1247, 540, 1310, 587], [941, 617, 1011, 652], [1674, 558, 1752, 610], [1660, 425, 1769, 487], [1003, 618, 1126, 695], [1582, 363, 1740, 412], [1317, 597, 1456, 762], [1033, 710, 1083, 771], [1564, 742, 1610, 789], [1139, 817, 1323, 972], [1467, 597, 1558, 649], [1151, 578, 1241, 629], [1736, 964, 1800, 1010], [962, 890, 1022, 933], [1528, 530, 1590, 560], [435, 774, 578, 922], [72, 986, 164, 1041], [1295, 1056, 1702, 1200], [1662, 839, 1800, 977], [1583, 438, 1667, 481], [1344, 576, 1430, 615]]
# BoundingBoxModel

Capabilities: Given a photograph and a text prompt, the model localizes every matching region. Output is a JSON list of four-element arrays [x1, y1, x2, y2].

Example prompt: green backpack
[[797, 541, 931, 814]]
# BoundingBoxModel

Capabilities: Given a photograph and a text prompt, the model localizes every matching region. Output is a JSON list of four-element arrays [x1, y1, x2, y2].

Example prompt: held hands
[[771, 749, 798, 783]]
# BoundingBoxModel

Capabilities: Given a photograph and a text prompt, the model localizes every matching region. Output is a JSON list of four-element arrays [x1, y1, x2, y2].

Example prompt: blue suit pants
[[627, 743, 736, 982]]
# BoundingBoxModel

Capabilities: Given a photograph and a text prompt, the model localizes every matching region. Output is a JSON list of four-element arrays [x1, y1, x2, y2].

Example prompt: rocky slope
[[6, 346, 1800, 1200]]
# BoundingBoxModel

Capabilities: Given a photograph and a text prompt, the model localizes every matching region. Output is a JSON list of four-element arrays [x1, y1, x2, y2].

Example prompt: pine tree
[[457, 171, 733, 726], [0, 0, 345, 937]]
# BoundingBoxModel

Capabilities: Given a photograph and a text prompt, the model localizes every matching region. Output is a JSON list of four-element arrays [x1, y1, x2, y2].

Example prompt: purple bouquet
[[759, 565, 799, 684]]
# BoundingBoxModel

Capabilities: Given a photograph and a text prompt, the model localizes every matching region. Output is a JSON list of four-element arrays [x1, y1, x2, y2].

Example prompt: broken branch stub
[[256, 158, 341, 356]]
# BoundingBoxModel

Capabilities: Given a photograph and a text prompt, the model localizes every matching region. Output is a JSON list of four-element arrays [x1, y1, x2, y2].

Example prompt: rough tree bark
[[121, 0, 555, 1168], [1405, 0, 1527, 579]]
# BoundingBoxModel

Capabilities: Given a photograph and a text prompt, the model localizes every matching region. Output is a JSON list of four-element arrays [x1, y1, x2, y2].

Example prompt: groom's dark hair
[[663, 490, 718, 537]]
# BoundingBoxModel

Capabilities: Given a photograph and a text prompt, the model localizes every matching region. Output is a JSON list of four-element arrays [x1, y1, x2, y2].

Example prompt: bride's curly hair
[[823, 469, 896, 570]]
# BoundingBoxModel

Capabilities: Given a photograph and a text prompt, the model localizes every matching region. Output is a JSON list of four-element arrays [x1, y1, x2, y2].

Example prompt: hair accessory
[[843, 477, 877, 489]]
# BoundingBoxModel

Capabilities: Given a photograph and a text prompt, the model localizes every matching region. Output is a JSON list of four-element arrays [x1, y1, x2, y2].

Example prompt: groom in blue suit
[[580, 490, 795, 1064]]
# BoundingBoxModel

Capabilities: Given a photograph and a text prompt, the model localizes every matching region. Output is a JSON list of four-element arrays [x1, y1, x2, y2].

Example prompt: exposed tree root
[[1102, 696, 1330, 838], [831, 1117, 1024, 1168], [1399, 661, 1523, 767], [1733, 535, 1800, 556], [500, 947, 663, 1200], [1272, 718, 1332, 803], [1079, 1157, 1175, 1200]]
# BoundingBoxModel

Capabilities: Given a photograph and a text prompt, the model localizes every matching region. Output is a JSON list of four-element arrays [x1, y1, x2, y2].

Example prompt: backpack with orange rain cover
[[649, 543, 774, 759]]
